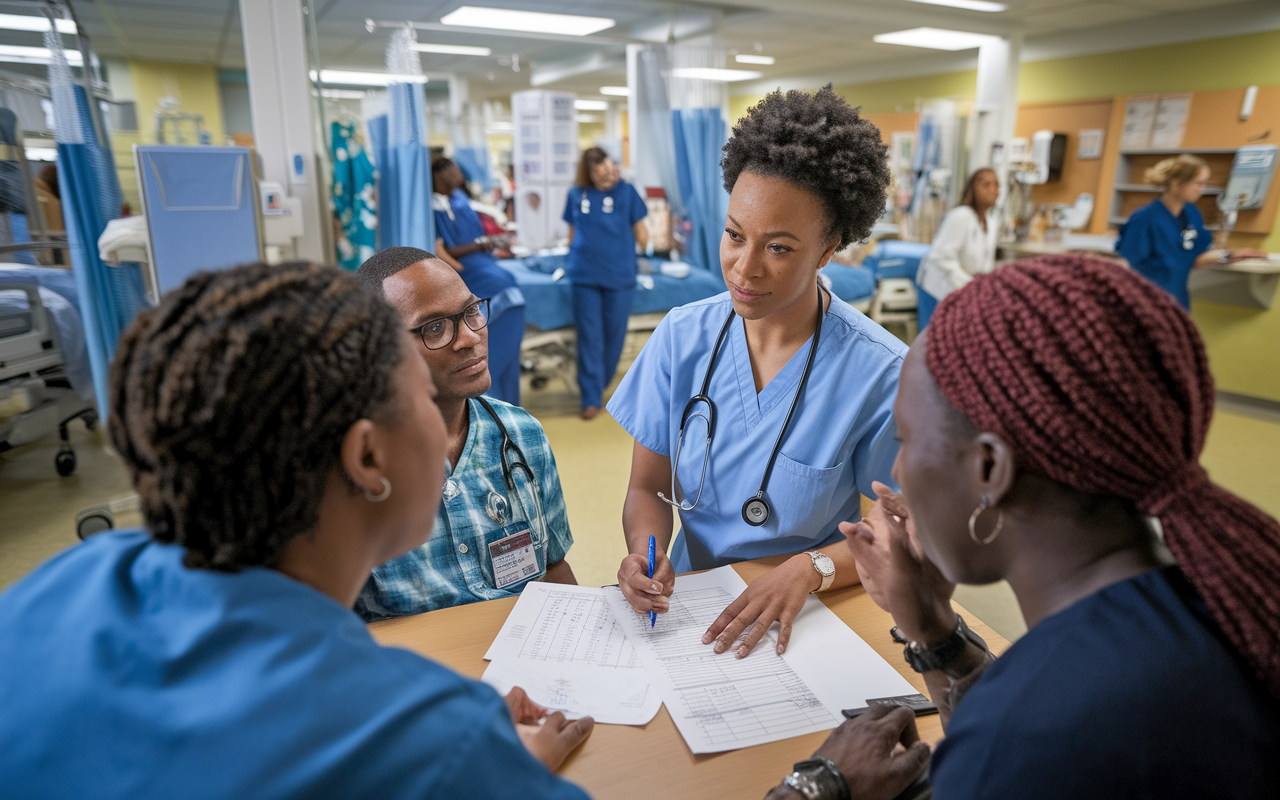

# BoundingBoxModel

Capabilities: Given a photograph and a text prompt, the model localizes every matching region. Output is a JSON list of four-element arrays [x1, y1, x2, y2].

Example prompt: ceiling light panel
[[440, 6, 615, 36], [0, 44, 82, 65], [599, 86, 629, 96], [734, 54, 775, 65], [312, 69, 427, 86], [0, 13, 76, 34], [413, 43, 492, 56], [903, 0, 1007, 12], [873, 27, 1000, 50], [671, 67, 762, 82], [574, 99, 609, 111]]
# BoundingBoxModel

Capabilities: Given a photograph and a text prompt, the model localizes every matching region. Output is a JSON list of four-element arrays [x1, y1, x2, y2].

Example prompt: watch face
[[814, 553, 835, 576]]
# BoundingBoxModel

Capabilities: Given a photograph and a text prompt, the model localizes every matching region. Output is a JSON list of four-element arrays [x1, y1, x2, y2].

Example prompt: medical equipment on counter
[[1218, 145, 1279, 248], [475, 396, 547, 543], [660, 283, 828, 527]]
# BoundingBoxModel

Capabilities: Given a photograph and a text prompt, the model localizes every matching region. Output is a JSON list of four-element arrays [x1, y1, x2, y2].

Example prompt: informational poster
[[1120, 94, 1158, 151], [1150, 93, 1192, 150], [511, 90, 578, 249], [1077, 128, 1104, 160]]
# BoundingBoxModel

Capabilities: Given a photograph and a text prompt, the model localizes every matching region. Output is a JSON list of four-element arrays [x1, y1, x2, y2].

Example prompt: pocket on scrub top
[[768, 453, 848, 536], [477, 521, 546, 591]]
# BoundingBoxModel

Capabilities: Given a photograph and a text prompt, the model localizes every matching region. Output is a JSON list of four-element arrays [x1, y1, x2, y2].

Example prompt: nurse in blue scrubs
[[432, 157, 526, 404], [563, 148, 648, 420], [607, 86, 901, 657], [1116, 154, 1264, 309]]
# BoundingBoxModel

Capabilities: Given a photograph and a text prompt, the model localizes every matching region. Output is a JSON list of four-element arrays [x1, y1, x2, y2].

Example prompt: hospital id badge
[[489, 524, 539, 589]]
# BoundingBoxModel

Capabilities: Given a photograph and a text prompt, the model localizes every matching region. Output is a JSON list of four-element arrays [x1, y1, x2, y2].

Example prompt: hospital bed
[[0, 265, 97, 476], [500, 255, 877, 392]]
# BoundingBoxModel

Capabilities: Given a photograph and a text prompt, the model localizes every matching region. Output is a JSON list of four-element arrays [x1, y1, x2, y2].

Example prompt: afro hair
[[720, 84, 890, 249]]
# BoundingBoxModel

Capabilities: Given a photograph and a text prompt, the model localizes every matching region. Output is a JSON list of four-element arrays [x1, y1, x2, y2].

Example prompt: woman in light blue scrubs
[[563, 148, 648, 420], [1115, 154, 1264, 309], [607, 86, 902, 657]]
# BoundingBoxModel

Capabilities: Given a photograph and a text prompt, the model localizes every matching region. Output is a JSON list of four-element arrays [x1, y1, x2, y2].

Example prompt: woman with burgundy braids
[[765, 254, 1279, 800]]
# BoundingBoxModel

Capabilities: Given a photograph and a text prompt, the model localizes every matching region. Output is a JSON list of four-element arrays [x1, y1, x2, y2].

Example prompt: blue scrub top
[[434, 189, 524, 318], [0, 531, 588, 800], [562, 180, 648, 290], [1115, 199, 1211, 309], [933, 566, 1280, 797], [607, 292, 905, 572]]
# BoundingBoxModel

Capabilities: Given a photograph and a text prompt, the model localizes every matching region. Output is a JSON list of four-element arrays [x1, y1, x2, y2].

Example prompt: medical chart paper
[[602, 566, 916, 754], [481, 582, 663, 726]]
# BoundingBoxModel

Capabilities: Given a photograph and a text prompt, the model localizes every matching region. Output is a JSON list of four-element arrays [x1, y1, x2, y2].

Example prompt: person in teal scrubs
[[1116, 154, 1264, 309], [432, 157, 526, 404], [0, 262, 592, 798], [608, 86, 900, 658], [563, 148, 648, 419]]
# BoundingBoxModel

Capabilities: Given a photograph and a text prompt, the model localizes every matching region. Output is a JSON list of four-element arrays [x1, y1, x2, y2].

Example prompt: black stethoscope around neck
[[658, 282, 829, 526]]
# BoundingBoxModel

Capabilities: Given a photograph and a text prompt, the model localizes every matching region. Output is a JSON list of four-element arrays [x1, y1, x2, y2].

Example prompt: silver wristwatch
[[805, 551, 836, 592]]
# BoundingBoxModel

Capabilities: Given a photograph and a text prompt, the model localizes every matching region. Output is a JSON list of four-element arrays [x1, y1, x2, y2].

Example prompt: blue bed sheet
[[0, 265, 93, 400], [497, 258, 727, 331], [861, 240, 930, 281], [820, 263, 877, 304]]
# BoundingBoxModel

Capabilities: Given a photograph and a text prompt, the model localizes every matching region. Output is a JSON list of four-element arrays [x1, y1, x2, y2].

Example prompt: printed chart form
[[604, 566, 916, 754], [482, 583, 661, 725]]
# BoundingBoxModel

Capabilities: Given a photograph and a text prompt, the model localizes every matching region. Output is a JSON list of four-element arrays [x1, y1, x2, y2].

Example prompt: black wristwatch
[[783, 756, 850, 800], [892, 614, 988, 674]]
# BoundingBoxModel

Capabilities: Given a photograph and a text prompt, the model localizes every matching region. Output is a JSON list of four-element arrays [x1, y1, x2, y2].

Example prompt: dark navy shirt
[[1115, 200, 1211, 309], [0, 531, 588, 800], [932, 566, 1280, 799], [562, 180, 648, 290]]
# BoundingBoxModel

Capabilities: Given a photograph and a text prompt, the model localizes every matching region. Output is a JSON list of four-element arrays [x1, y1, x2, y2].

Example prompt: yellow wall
[[128, 61, 226, 144], [728, 29, 1280, 401]]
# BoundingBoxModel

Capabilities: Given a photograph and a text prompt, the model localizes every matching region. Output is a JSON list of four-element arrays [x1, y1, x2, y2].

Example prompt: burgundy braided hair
[[925, 254, 1280, 699]]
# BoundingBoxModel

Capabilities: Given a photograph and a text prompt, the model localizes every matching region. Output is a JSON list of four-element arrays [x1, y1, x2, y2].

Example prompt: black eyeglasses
[[409, 298, 490, 350]]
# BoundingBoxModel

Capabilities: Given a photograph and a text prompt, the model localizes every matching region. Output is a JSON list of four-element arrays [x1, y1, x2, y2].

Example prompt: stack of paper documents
[[482, 566, 916, 752]]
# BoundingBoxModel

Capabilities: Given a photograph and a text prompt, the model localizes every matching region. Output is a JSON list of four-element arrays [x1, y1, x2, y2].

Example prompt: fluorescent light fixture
[[576, 114, 601, 123], [873, 27, 1000, 50], [599, 86, 629, 96], [441, 6, 615, 36], [903, 0, 1007, 11], [25, 147, 57, 161], [734, 54, 775, 65], [574, 99, 608, 111], [311, 69, 427, 86], [0, 44, 82, 65], [412, 43, 492, 56], [318, 88, 367, 100], [671, 67, 762, 82], [0, 13, 76, 34]]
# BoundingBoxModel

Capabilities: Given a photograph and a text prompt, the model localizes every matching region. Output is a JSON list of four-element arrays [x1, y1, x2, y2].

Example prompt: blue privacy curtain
[[47, 30, 146, 413], [373, 28, 434, 250], [671, 107, 729, 276]]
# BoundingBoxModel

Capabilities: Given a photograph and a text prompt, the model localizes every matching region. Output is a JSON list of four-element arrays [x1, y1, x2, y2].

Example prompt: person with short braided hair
[[0, 262, 593, 798], [774, 254, 1279, 800]]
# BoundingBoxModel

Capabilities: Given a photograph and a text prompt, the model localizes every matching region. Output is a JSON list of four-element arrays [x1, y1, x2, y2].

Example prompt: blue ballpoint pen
[[648, 535, 657, 628]]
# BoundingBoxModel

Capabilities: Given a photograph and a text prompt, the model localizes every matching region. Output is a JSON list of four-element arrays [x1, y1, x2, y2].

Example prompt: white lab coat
[[917, 205, 998, 301]]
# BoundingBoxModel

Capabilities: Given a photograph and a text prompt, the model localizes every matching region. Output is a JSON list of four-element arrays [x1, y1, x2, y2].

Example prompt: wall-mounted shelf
[[1119, 148, 1239, 156], [1189, 257, 1280, 309], [1115, 183, 1223, 194]]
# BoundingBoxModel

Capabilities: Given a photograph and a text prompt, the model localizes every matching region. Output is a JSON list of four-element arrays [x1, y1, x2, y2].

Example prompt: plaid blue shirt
[[356, 397, 573, 621]]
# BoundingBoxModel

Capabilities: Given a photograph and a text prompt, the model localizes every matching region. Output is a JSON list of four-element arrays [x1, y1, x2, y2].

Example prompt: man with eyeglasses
[[353, 247, 577, 619]]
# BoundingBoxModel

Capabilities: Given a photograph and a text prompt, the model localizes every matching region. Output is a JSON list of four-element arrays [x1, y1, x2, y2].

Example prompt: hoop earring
[[364, 477, 392, 503], [968, 494, 1004, 545]]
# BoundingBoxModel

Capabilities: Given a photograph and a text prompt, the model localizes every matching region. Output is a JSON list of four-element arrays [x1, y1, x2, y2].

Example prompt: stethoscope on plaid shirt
[[474, 397, 548, 542]]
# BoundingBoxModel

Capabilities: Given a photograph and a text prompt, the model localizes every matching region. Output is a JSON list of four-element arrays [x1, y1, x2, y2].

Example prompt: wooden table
[[370, 555, 1010, 800]]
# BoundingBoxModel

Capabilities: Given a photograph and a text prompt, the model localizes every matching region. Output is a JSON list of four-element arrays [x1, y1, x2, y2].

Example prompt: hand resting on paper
[[505, 687, 595, 771], [700, 553, 820, 659]]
